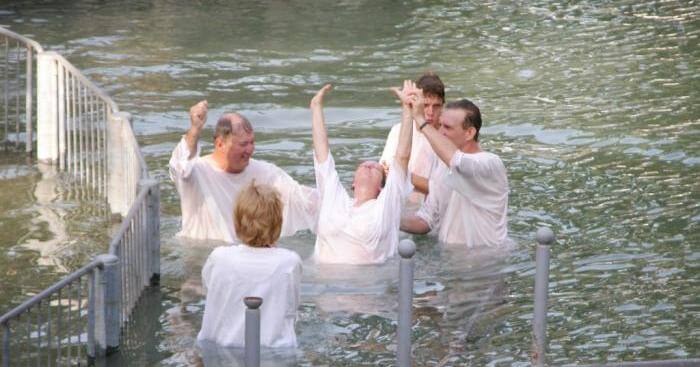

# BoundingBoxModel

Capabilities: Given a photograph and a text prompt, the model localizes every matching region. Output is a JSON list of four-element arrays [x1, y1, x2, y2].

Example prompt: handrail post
[[142, 178, 160, 285], [93, 254, 121, 357], [532, 227, 555, 367], [244, 297, 262, 367], [397, 239, 416, 367], [107, 112, 131, 216], [25, 46, 33, 153], [36, 51, 58, 163], [2, 322, 9, 367]]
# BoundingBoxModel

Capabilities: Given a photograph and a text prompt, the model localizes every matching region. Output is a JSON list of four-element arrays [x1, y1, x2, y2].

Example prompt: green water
[[1, 0, 698, 365]]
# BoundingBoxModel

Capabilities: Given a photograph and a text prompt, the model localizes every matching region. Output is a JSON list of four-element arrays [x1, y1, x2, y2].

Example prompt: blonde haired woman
[[197, 181, 302, 348]]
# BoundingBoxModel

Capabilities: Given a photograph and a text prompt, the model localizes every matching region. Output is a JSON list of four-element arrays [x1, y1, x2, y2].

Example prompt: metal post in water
[[2, 322, 10, 367], [25, 46, 32, 153], [148, 181, 161, 285], [397, 239, 416, 367], [36, 52, 59, 163], [532, 227, 555, 367], [107, 112, 131, 216], [244, 297, 262, 367], [93, 254, 121, 357]]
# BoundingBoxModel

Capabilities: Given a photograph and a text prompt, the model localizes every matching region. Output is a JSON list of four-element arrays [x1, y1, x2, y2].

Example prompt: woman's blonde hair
[[234, 181, 283, 247]]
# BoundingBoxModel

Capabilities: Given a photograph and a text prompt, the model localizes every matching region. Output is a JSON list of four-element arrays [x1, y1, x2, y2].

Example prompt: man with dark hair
[[380, 72, 445, 205], [401, 96, 509, 247], [169, 101, 317, 244]]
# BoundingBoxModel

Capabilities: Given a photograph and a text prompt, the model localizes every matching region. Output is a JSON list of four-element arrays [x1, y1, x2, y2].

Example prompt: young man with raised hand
[[380, 72, 445, 202]]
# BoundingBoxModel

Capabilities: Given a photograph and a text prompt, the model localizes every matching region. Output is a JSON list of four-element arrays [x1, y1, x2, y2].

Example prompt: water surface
[[0, 0, 698, 365]]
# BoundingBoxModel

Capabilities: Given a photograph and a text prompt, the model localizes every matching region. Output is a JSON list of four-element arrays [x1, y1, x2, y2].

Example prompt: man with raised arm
[[309, 82, 414, 264], [380, 72, 445, 200], [400, 98, 509, 247], [169, 101, 317, 244]]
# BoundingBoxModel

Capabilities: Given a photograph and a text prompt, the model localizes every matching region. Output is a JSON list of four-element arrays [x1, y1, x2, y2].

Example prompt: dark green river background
[[0, 1, 698, 365]]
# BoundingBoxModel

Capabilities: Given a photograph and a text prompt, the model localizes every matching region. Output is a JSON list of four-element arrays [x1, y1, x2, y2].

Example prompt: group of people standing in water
[[168, 73, 509, 348]]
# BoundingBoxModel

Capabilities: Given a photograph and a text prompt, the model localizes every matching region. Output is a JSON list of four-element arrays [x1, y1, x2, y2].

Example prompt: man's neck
[[353, 189, 377, 207], [461, 141, 481, 154], [209, 152, 246, 173]]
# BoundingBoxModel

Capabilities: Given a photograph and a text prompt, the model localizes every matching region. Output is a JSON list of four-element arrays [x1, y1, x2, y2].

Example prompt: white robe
[[198, 245, 301, 348], [416, 151, 509, 247], [312, 153, 411, 264], [380, 122, 438, 206], [380, 121, 438, 181], [169, 137, 317, 243]]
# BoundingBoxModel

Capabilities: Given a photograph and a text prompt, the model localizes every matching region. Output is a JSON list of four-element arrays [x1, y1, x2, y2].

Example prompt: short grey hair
[[214, 113, 253, 141]]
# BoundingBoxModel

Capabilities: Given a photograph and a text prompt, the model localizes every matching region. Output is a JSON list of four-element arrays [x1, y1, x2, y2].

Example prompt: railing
[[0, 27, 42, 152], [0, 27, 159, 364], [0, 255, 120, 366], [36, 50, 144, 215]]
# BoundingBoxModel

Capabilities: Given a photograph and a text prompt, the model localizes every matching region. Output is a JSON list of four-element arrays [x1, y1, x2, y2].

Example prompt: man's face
[[352, 160, 384, 197], [439, 108, 471, 149], [423, 94, 444, 127], [222, 132, 255, 173]]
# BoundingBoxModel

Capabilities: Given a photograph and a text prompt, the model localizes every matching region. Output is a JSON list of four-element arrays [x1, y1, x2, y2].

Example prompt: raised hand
[[410, 88, 425, 122], [310, 84, 332, 163], [189, 100, 208, 133], [391, 79, 419, 108], [310, 84, 333, 110]]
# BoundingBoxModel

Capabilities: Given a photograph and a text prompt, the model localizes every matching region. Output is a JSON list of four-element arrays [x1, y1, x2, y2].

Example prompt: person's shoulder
[[248, 159, 287, 177], [208, 245, 238, 260], [479, 151, 501, 160], [272, 247, 302, 267], [475, 151, 507, 174]]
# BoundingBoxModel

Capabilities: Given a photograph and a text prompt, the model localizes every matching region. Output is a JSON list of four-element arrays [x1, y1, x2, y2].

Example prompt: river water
[[0, 1, 698, 365]]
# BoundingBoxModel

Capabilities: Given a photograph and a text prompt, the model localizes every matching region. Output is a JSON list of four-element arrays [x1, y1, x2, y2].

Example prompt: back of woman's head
[[234, 181, 283, 247]]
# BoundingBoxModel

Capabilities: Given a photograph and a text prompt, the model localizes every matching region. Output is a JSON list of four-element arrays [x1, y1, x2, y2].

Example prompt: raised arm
[[185, 100, 208, 159], [391, 80, 414, 174], [310, 84, 332, 164], [412, 110, 457, 166]]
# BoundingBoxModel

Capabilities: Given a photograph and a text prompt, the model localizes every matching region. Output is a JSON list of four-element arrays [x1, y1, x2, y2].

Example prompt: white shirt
[[380, 122, 438, 181], [198, 245, 302, 348], [169, 137, 317, 243], [312, 153, 411, 264], [416, 151, 508, 247]]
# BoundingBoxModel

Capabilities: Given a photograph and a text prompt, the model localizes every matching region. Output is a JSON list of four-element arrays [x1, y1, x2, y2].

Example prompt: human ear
[[466, 126, 476, 141]]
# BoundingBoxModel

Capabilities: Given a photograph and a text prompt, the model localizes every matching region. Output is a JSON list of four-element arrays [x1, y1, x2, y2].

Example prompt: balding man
[[169, 101, 317, 244]]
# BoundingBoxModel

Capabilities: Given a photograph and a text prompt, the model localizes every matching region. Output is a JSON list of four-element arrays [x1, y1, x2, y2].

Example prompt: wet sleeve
[[415, 183, 440, 230], [379, 124, 400, 166], [285, 258, 302, 319], [447, 152, 508, 201], [379, 161, 413, 226], [169, 136, 201, 182], [313, 152, 351, 232]]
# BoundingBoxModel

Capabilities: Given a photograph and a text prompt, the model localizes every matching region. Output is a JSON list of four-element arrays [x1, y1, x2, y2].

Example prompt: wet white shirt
[[198, 245, 302, 348], [169, 137, 317, 243], [380, 121, 438, 181], [313, 153, 411, 264], [416, 151, 508, 247], [380, 122, 438, 206]]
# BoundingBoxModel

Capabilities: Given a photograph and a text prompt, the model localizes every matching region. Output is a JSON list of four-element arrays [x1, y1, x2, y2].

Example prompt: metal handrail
[[0, 27, 158, 363], [48, 52, 119, 113], [108, 183, 150, 255], [0, 27, 43, 53], [0, 26, 42, 152], [0, 258, 102, 325]]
